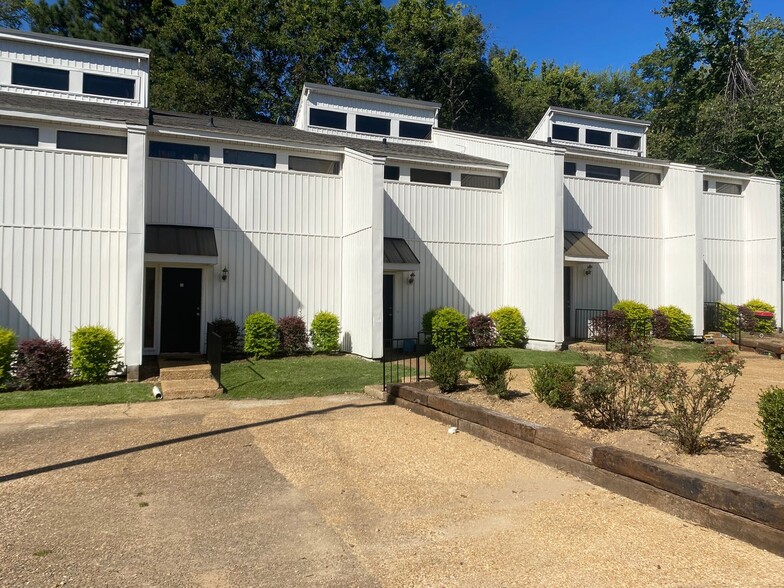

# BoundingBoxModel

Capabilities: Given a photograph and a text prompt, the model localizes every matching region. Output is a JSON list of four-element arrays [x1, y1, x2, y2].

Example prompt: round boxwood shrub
[[529, 362, 577, 409], [310, 311, 340, 353], [71, 326, 123, 383], [467, 314, 497, 348], [489, 307, 527, 348], [470, 349, 513, 397], [744, 299, 776, 334], [718, 303, 739, 335], [431, 308, 468, 349], [759, 386, 784, 470], [244, 312, 280, 358], [278, 315, 309, 355], [15, 338, 70, 390], [421, 308, 442, 334], [612, 300, 653, 338], [0, 326, 16, 389], [656, 305, 693, 340], [427, 346, 465, 392]]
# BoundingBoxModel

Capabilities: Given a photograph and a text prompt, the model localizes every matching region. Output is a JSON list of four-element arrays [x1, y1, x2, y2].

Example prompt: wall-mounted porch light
[[221, 267, 229, 282], [408, 272, 416, 285], [584, 264, 593, 276]]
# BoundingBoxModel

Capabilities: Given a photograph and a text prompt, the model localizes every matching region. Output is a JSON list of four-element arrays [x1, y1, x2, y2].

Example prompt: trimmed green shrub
[[489, 307, 527, 348], [421, 308, 442, 334], [612, 300, 653, 338], [15, 338, 70, 390], [659, 347, 744, 454], [718, 303, 738, 335], [470, 349, 513, 397], [428, 346, 465, 392], [71, 326, 123, 383], [744, 299, 776, 334], [759, 387, 784, 469], [210, 318, 242, 354], [244, 312, 280, 358], [467, 314, 497, 348], [310, 311, 340, 353], [0, 327, 16, 389], [529, 363, 577, 408], [278, 316, 309, 354], [431, 308, 468, 349], [656, 305, 693, 340]]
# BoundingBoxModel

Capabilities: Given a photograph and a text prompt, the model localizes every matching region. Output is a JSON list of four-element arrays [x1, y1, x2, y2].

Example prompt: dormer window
[[399, 121, 432, 140], [552, 124, 578, 142], [11, 63, 69, 91], [309, 108, 346, 130], [585, 129, 611, 147], [617, 133, 641, 150], [356, 115, 390, 136], [83, 73, 135, 99]]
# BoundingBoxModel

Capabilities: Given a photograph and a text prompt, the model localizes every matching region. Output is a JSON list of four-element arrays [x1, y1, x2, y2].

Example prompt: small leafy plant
[[431, 308, 468, 349], [310, 311, 340, 353], [421, 307, 443, 335], [278, 316, 309, 355], [71, 326, 123, 383], [210, 318, 242, 355], [470, 349, 513, 397], [612, 300, 653, 339], [659, 347, 744, 454], [655, 305, 693, 340], [467, 314, 497, 348], [529, 363, 577, 408], [0, 327, 16, 389], [427, 346, 465, 392], [489, 307, 527, 348], [759, 387, 784, 470], [244, 312, 280, 358], [15, 338, 70, 390]]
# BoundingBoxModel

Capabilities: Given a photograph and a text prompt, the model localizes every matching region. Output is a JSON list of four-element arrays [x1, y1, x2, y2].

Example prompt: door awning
[[145, 224, 219, 265], [384, 238, 419, 270], [564, 231, 608, 263]]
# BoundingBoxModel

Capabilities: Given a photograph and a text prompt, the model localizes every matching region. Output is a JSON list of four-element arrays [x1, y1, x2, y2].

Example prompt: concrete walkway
[[1, 395, 783, 587]]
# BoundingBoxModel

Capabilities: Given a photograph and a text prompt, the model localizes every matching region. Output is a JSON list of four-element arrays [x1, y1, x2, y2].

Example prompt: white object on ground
[[448, 426, 458, 434], [152, 385, 163, 400]]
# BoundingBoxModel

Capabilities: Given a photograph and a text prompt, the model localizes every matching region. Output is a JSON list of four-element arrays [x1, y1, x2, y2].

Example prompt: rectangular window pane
[[143, 267, 155, 348], [629, 170, 661, 185], [356, 115, 390, 136], [0, 124, 38, 146], [149, 141, 210, 161], [585, 164, 620, 181], [410, 168, 451, 185], [617, 133, 641, 150], [289, 155, 339, 174], [461, 173, 501, 189], [82, 73, 135, 99], [585, 129, 611, 146], [552, 124, 578, 142], [564, 161, 577, 176], [224, 148, 276, 168], [57, 131, 127, 154], [399, 121, 432, 139], [11, 63, 69, 91], [703, 180, 709, 192], [384, 165, 400, 180], [716, 182, 742, 195], [309, 108, 347, 130]]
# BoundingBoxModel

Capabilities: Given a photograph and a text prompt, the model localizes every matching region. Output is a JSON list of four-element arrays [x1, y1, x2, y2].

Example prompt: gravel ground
[[1, 395, 783, 587]]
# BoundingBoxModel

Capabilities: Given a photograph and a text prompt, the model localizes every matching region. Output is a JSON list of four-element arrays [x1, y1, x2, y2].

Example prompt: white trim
[[145, 253, 218, 266], [565, 256, 608, 264]]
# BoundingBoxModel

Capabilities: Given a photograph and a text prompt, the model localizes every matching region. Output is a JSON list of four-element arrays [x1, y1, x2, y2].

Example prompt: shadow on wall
[[568, 263, 619, 338], [148, 161, 303, 338], [0, 289, 39, 340], [703, 260, 724, 304], [384, 192, 472, 339], [563, 185, 593, 233]]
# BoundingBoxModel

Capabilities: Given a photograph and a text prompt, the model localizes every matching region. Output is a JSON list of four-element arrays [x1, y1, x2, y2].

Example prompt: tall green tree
[[0, 0, 26, 27]]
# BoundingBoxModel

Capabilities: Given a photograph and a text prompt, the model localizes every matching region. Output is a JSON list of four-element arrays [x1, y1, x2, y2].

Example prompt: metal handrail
[[206, 322, 223, 389]]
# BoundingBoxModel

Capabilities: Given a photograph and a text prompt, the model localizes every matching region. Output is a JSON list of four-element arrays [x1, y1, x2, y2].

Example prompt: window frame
[[585, 128, 612, 147], [309, 108, 347, 130], [223, 148, 276, 169], [82, 73, 136, 99], [585, 164, 621, 182], [0, 124, 39, 147], [149, 140, 210, 162], [617, 133, 641, 150], [11, 63, 69, 91], [399, 121, 432, 140], [57, 130, 127, 155], [356, 114, 391, 136], [552, 124, 579, 142], [629, 169, 661, 186], [410, 167, 452, 186], [288, 155, 340, 175]]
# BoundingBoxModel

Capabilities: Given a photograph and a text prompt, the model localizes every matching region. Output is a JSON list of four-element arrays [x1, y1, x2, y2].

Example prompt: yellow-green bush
[[489, 307, 527, 348], [0, 327, 16, 388], [71, 326, 123, 383]]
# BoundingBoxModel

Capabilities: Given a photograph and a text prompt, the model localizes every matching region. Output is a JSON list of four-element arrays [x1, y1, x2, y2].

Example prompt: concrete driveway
[[1, 394, 783, 587]]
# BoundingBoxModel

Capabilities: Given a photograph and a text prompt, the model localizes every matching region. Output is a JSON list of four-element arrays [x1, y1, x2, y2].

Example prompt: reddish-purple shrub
[[589, 310, 627, 343], [15, 338, 70, 390], [652, 309, 669, 339], [278, 316, 309, 354], [467, 314, 497, 348]]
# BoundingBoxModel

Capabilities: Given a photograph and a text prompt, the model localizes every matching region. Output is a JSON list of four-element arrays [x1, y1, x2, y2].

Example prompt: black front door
[[160, 268, 202, 353], [383, 274, 394, 345], [564, 267, 572, 338]]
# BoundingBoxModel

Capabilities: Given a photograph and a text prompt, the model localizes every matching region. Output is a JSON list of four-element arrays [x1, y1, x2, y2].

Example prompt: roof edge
[[0, 28, 151, 58], [302, 83, 441, 111]]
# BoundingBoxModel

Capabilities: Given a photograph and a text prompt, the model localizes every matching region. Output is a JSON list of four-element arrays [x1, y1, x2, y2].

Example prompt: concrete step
[[160, 378, 222, 400], [159, 364, 212, 381]]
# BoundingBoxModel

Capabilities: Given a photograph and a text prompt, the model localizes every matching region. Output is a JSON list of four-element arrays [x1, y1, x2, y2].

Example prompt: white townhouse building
[[0, 29, 780, 378]]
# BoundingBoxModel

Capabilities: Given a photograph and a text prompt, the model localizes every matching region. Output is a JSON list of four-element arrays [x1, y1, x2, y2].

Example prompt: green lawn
[[220, 355, 386, 399], [649, 341, 708, 363], [0, 382, 154, 411], [468, 348, 586, 369]]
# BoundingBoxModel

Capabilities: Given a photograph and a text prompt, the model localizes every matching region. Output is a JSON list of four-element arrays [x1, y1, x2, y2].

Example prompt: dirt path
[[1, 396, 783, 587]]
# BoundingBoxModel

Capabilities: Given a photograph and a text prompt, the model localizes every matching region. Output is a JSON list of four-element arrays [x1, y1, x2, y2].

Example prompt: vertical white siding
[[703, 191, 745, 303], [146, 159, 342, 337], [742, 179, 781, 321], [0, 146, 128, 353]]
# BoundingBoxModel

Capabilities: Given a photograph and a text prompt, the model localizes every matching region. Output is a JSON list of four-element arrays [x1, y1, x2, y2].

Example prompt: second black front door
[[160, 267, 202, 353], [383, 274, 394, 344]]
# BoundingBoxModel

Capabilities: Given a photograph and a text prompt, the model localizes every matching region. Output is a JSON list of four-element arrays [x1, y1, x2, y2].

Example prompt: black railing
[[577, 308, 654, 350], [704, 302, 740, 343], [382, 336, 432, 391], [206, 322, 223, 389], [574, 308, 608, 340]]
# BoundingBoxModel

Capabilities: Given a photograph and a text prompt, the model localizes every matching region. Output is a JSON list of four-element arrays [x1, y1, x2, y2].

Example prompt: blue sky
[[421, 0, 784, 71]]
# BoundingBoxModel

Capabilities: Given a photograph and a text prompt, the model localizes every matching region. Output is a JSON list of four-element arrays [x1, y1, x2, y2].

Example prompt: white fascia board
[[0, 29, 150, 59], [563, 148, 669, 168], [565, 256, 608, 264], [384, 155, 507, 172], [344, 147, 385, 165], [144, 254, 219, 266], [302, 82, 441, 110], [383, 263, 419, 272], [433, 127, 565, 157], [549, 106, 651, 128], [0, 108, 130, 130]]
